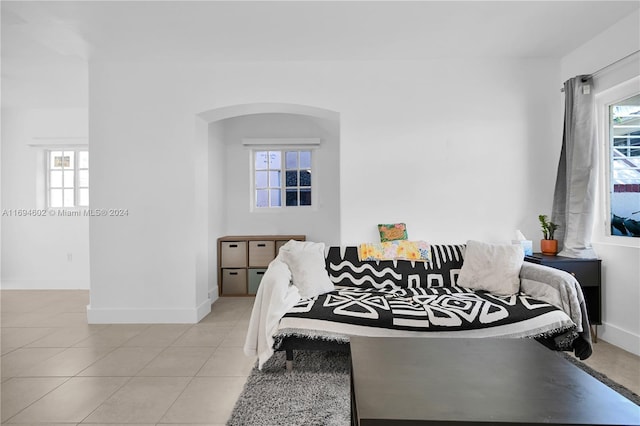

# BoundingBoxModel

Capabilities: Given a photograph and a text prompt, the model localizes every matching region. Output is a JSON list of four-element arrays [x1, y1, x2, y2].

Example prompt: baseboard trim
[[209, 285, 220, 306], [1, 279, 90, 290], [599, 322, 640, 356], [87, 300, 212, 324], [195, 298, 212, 322]]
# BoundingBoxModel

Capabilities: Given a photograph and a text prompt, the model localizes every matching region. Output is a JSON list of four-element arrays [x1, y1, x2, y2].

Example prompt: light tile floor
[[2, 290, 639, 425], [1, 290, 255, 425]]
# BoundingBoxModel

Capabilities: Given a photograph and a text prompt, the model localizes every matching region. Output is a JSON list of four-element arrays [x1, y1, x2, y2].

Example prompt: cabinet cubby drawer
[[221, 269, 247, 295], [249, 241, 275, 267], [221, 242, 247, 267], [248, 269, 267, 295]]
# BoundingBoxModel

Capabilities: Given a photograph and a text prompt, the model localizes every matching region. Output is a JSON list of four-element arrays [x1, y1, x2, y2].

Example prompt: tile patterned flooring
[[1, 290, 639, 425], [1, 291, 255, 425]]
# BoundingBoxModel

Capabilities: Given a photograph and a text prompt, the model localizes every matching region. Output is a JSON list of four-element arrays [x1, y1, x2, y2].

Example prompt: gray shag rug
[[228, 350, 639, 426], [227, 350, 350, 426]]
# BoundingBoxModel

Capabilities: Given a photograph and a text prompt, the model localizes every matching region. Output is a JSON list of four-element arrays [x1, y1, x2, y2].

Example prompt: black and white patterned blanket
[[262, 245, 590, 362], [279, 285, 575, 338]]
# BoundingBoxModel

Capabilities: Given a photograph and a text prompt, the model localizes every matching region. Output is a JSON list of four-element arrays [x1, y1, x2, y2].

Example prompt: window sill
[[251, 206, 317, 213], [592, 237, 640, 250]]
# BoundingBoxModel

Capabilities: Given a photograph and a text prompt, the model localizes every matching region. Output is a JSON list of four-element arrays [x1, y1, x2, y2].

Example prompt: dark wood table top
[[350, 337, 640, 425]]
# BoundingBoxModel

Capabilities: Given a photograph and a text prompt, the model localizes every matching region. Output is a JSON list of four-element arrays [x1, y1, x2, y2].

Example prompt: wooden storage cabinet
[[218, 235, 305, 296]]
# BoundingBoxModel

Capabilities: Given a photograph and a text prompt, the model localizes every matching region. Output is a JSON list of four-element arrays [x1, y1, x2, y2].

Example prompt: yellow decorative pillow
[[358, 240, 431, 262]]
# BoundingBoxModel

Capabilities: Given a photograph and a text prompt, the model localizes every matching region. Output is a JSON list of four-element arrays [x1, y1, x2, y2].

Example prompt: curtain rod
[[560, 50, 640, 92]]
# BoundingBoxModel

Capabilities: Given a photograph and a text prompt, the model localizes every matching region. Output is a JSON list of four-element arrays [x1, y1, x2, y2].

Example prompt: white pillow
[[457, 240, 524, 296], [279, 240, 335, 299]]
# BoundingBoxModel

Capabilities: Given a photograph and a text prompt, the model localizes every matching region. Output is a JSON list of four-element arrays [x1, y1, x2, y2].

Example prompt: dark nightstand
[[524, 253, 602, 342]]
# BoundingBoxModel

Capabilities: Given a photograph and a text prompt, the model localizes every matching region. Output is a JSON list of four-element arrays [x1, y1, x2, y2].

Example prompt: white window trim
[[41, 146, 89, 210], [248, 145, 319, 212], [29, 137, 88, 147], [242, 138, 321, 147], [46, 148, 89, 209], [29, 143, 89, 209], [594, 75, 640, 248]]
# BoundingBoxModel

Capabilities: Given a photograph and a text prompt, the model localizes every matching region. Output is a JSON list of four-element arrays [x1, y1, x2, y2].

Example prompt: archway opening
[[195, 103, 341, 302]]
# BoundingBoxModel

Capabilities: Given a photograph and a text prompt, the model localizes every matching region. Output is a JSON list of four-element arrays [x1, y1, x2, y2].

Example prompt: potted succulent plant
[[538, 214, 559, 255]]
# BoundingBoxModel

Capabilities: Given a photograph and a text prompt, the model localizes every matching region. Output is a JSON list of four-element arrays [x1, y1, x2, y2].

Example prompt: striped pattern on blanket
[[282, 286, 574, 335]]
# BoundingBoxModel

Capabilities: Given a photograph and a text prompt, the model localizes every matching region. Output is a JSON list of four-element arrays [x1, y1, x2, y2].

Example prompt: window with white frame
[[609, 94, 640, 237], [46, 149, 89, 208], [253, 149, 312, 208]]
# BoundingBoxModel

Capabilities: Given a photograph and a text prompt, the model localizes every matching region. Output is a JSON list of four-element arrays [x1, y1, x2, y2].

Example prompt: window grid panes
[[254, 149, 312, 208], [609, 94, 640, 237], [285, 150, 312, 206], [47, 149, 89, 208], [254, 151, 282, 208]]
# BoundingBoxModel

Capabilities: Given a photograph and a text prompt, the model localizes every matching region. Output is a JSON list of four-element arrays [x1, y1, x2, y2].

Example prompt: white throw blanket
[[243, 258, 300, 369]]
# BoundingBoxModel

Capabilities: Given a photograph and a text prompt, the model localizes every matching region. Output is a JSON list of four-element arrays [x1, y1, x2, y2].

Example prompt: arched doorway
[[194, 103, 340, 302]]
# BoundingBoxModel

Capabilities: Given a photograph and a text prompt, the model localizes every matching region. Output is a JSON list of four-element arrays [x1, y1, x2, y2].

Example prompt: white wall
[[87, 64, 200, 322], [561, 10, 640, 355], [194, 114, 211, 317], [1, 108, 90, 289], [207, 120, 226, 300], [337, 60, 561, 246], [87, 57, 561, 323], [220, 112, 340, 244]]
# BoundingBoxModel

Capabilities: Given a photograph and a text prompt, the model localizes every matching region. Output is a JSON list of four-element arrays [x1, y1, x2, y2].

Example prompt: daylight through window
[[609, 94, 640, 237], [254, 150, 312, 208], [47, 149, 89, 208]]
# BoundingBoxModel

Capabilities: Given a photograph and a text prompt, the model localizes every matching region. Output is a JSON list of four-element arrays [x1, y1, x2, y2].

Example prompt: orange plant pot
[[541, 239, 558, 255]]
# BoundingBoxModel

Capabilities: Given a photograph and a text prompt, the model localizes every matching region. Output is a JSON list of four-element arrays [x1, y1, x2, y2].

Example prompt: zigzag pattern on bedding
[[325, 245, 466, 289]]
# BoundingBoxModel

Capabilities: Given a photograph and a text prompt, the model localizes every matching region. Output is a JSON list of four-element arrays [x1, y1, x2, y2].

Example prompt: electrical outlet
[[67, 253, 73, 262]]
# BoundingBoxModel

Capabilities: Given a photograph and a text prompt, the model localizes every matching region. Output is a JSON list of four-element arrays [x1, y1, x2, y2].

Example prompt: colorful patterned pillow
[[378, 223, 408, 242], [358, 240, 431, 262]]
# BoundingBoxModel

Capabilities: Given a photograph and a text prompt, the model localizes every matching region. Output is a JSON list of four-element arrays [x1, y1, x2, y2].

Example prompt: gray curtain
[[551, 76, 598, 259]]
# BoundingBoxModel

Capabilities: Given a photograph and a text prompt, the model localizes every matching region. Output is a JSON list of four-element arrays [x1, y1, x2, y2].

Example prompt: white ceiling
[[2, 1, 639, 107]]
